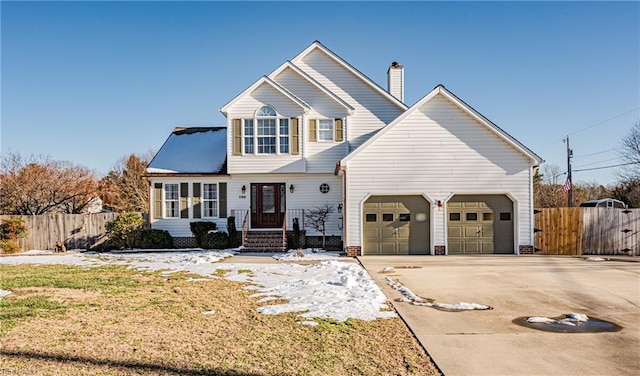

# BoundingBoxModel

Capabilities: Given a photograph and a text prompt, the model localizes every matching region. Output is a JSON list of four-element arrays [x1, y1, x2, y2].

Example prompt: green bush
[[140, 229, 174, 249], [0, 239, 21, 254], [201, 231, 229, 249], [227, 217, 237, 247], [105, 213, 144, 249], [189, 221, 217, 247]]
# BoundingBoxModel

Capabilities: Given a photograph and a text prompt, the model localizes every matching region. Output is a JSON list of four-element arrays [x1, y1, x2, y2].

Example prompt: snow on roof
[[147, 127, 227, 174]]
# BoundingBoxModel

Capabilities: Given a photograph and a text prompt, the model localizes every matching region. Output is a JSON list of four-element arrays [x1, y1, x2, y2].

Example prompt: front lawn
[[0, 264, 438, 375]]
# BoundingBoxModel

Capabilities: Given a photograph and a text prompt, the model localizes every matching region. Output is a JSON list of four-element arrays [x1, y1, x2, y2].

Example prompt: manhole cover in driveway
[[513, 313, 622, 333]]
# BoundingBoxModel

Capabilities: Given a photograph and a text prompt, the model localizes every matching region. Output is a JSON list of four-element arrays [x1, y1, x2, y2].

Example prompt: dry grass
[[0, 264, 439, 375]]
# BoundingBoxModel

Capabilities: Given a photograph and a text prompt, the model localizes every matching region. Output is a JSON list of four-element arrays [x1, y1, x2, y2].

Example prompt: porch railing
[[229, 208, 304, 233], [241, 211, 249, 247], [281, 211, 287, 251]]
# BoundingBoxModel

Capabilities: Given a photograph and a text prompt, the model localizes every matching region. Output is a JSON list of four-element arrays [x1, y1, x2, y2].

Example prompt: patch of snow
[[526, 316, 557, 324], [382, 266, 395, 272], [298, 321, 319, 327], [201, 310, 216, 315], [585, 257, 607, 262], [217, 260, 396, 322], [0, 289, 12, 297], [386, 277, 491, 311], [272, 248, 340, 261], [568, 312, 589, 322]]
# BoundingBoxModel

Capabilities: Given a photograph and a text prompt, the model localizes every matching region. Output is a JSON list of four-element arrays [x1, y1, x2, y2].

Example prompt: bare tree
[[99, 153, 153, 213], [0, 153, 97, 214], [534, 163, 567, 208], [305, 203, 335, 249], [618, 120, 640, 179]]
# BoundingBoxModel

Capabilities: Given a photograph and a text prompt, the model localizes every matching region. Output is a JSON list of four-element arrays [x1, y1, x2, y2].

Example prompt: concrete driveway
[[358, 255, 640, 376]]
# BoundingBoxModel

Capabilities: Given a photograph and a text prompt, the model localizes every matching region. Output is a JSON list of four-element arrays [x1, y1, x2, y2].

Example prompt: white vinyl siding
[[202, 183, 218, 218], [150, 178, 229, 237], [293, 48, 404, 151], [344, 94, 534, 252], [164, 184, 179, 218], [226, 84, 305, 174]]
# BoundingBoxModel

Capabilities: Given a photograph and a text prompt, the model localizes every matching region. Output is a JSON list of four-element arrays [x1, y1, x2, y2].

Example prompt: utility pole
[[565, 136, 573, 207]]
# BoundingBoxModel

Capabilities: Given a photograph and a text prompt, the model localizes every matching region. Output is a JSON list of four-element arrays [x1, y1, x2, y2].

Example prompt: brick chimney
[[387, 61, 404, 103]]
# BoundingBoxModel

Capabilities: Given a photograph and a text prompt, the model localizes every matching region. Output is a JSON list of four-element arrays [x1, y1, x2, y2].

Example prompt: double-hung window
[[202, 183, 218, 218], [243, 106, 290, 155], [318, 119, 334, 141], [164, 183, 179, 218]]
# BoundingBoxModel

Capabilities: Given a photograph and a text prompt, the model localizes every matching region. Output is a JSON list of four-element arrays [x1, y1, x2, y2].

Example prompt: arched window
[[243, 106, 289, 155]]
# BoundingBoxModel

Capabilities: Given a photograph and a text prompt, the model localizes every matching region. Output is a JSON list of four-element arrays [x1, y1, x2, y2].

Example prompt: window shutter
[[153, 183, 162, 219], [291, 118, 299, 155], [308, 119, 317, 142], [233, 119, 242, 155], [219, 182, 227, 218], [180, 182, 189, 219], [335, 118, 344, 142], [192, 183, 201, 219]]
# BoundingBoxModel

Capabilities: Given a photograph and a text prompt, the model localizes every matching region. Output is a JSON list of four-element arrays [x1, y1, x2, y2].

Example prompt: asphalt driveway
[[358, 255, 640, 376]]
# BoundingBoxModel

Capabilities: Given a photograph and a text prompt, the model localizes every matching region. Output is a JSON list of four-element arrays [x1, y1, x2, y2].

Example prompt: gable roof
[[341, 85, 543, 166], [269, 61, 355, 115], [219, 76, 310, 115], [147, 127, 228, 174], [290, 41, 409, 111]]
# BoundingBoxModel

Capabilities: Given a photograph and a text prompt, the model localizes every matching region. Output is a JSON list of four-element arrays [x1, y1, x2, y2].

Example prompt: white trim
[[220, 76, 310, 115], [342, 85, 543, 166], [163, 183, 180, 219], [291, 41, 408, 111], [358, 191, 435, 256], [269, 61, 355, 115]]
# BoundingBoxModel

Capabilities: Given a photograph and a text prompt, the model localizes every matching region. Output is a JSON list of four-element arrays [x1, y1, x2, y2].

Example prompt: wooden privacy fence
[[0, 213, 119, 251], [535, 208, 639, 256]]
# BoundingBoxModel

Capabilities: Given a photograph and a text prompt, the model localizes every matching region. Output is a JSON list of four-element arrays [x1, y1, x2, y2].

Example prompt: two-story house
[[145, 41, 543, 256]]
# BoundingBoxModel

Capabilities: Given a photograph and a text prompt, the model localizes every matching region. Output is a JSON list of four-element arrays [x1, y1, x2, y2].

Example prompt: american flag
[[563, 177, 571, 192]]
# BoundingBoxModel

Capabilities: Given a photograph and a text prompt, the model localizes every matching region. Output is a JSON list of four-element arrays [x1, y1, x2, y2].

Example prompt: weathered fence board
[[535, 208, 640, 256], [1, 213, 118, 251]]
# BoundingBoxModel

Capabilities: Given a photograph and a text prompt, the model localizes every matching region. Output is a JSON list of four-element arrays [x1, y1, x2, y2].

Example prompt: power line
[[574, 157, 621, 169], [540, 107, 640, 151], [573, 161, 640, 173], [573, 148, 616, 160], [568, 107, 640, 136]]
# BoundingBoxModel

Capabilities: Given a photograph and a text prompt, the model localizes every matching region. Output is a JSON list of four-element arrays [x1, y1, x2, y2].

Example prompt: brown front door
[[251, 183, 285, 228]]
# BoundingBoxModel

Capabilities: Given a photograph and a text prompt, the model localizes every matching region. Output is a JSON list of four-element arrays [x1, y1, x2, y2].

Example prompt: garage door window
[[500, 213, 511, 221], [399, 213, 410, 222], [383, 213, 394, 222], [450, 212, 461, 221], [483, 213, 494, 221], [466, 213, 478, 221], [365, 213, 377, 222]]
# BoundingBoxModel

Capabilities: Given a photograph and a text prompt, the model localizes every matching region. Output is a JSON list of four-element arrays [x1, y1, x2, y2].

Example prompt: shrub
[[201, 231, 229, 249], [105, 212, 144, 249], [0, 217, 28, 242], [0, 217, 28, 254], [0, 239, 21, 254], [140, 229, 174, 249], [190, 221, 217, 247], [227, 216, 237, 247]]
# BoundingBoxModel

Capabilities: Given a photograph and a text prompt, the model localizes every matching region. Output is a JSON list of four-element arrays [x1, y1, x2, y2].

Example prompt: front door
[[251, 183, 285, 228]]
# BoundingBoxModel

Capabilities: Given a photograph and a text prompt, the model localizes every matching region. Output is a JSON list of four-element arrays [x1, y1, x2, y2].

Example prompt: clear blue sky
[[2, 1, 639, 186]]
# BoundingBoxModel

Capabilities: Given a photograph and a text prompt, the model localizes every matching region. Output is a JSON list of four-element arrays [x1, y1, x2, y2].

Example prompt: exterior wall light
[[241, 185, 246, 194], [337, 204, 343, 213], [289, 184, 294, 193]]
